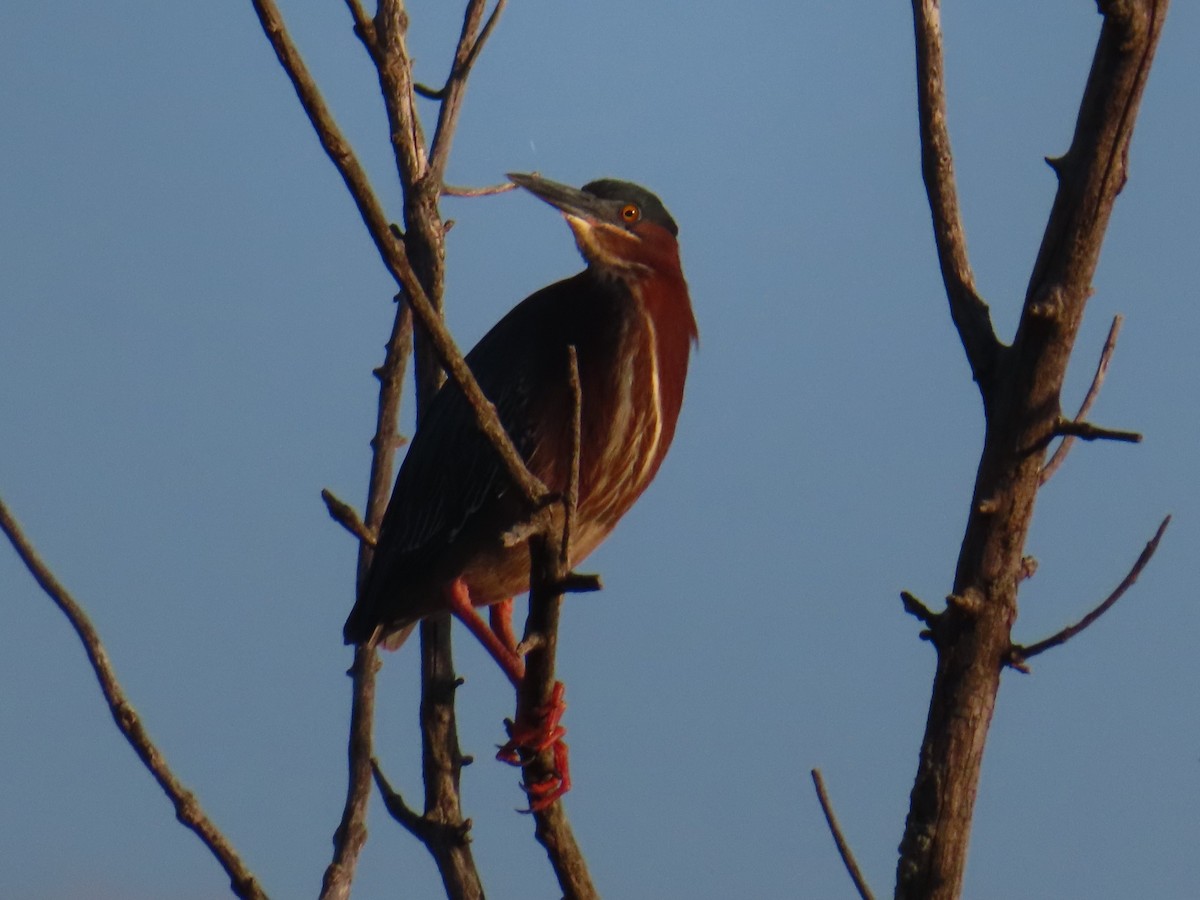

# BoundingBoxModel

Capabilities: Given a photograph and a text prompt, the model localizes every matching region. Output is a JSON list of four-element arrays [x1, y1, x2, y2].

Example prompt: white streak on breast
[[636, 309, 663, 486]]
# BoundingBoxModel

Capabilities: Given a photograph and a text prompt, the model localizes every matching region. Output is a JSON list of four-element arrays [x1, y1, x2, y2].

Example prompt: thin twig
[[441, 181, 518, 198], [409, 0, 504, 105], [462, 0, 506, 73], [0, 498, 269, 900], [811, 769, 877, 900], [341, 0, 377, 57], [911, 0, 1002, 390], [1011, 515, 1170, 665], [320, 275, 414, 900], [427, 0, 508, 184], [1041, 315, 1123, 484]]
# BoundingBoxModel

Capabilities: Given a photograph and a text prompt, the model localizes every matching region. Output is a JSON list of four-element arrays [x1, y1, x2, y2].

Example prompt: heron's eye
[[620, 203, 640, 224]]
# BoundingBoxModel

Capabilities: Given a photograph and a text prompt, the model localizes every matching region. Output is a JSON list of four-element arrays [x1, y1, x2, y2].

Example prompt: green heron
[[344, 172, 697, 808]]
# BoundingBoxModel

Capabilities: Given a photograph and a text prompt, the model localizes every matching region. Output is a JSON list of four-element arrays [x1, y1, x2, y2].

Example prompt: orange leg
[[444, 579, 524, 684], [444, 580, 571, 811], [489, 597, 519, 654]]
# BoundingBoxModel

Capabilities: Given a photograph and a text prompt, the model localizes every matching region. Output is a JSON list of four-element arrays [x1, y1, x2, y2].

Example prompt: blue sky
[[2, 2, 1197, 898]]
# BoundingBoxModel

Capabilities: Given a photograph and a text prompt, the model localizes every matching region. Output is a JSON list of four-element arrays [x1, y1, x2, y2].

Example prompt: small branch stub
[[1052, 417, 1142, 444], [901, 590, 940, 630], [321, 489, 377, 547]]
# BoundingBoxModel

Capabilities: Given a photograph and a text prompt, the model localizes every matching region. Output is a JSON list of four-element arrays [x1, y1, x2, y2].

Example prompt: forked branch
[[911, 0, 1002, 390], [897, 2, 1169, 899]]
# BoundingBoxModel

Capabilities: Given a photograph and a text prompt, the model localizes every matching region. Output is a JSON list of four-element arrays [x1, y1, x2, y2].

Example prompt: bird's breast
[[569, 276, 692, 562]]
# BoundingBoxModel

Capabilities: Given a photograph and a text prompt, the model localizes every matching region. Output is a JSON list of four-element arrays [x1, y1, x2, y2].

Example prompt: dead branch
[[911, 0, 1002, 390], [0, 498, 269, 900], [250, 0, 547, 511], [896, 3, 1169, 899], [428, 0, 508, 184], [1041, 315, 1123, 483], [320, 239, 416, 900], [1010, 515, 1170, 666], [341, 0, 377, 56], [516, 347, 599, 899], [811, 769, 877, 900], [321, 645, 382, 900]]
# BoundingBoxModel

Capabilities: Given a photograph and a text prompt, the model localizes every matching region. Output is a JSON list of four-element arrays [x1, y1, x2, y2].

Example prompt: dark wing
[[343, 273, 599, 643]]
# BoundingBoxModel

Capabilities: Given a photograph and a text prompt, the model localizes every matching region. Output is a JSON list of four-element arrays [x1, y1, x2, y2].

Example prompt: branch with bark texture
[[895, 3, 1169, 899], [320, 293, 413, 900], [0, 499, 269, 900], [911, 0, 1003, 391], [251, 0, 547, 511], [517, 347, 599, 899]]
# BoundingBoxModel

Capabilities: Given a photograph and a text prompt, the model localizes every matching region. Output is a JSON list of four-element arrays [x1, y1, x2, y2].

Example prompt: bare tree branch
[[414, 611, 485, 900], [516, 347, 599, 899], [441, 181, 519, 198], [911, 0, 1003, 391], [321, 645, 381, 900], [371, 757, 482, 899], [811, 769, 877, 900], [428, 0, 508, 184], [0, 498, 269, 900], [1041, 315, 1123, 483], [896, 3, 1169, 899], [320, 251, 416, 900], [250, 0, 548, 511], [1010, 515, 1170, 667], [341, 0, 377, 57]]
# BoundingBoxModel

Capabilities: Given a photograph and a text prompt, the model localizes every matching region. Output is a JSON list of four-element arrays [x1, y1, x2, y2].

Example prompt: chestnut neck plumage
[[586, 219, 697, 498]]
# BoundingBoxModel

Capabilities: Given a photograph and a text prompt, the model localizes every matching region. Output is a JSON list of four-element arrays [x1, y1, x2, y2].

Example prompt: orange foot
[[442, 581, 572, 811], [497, 681, 571, 812]]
